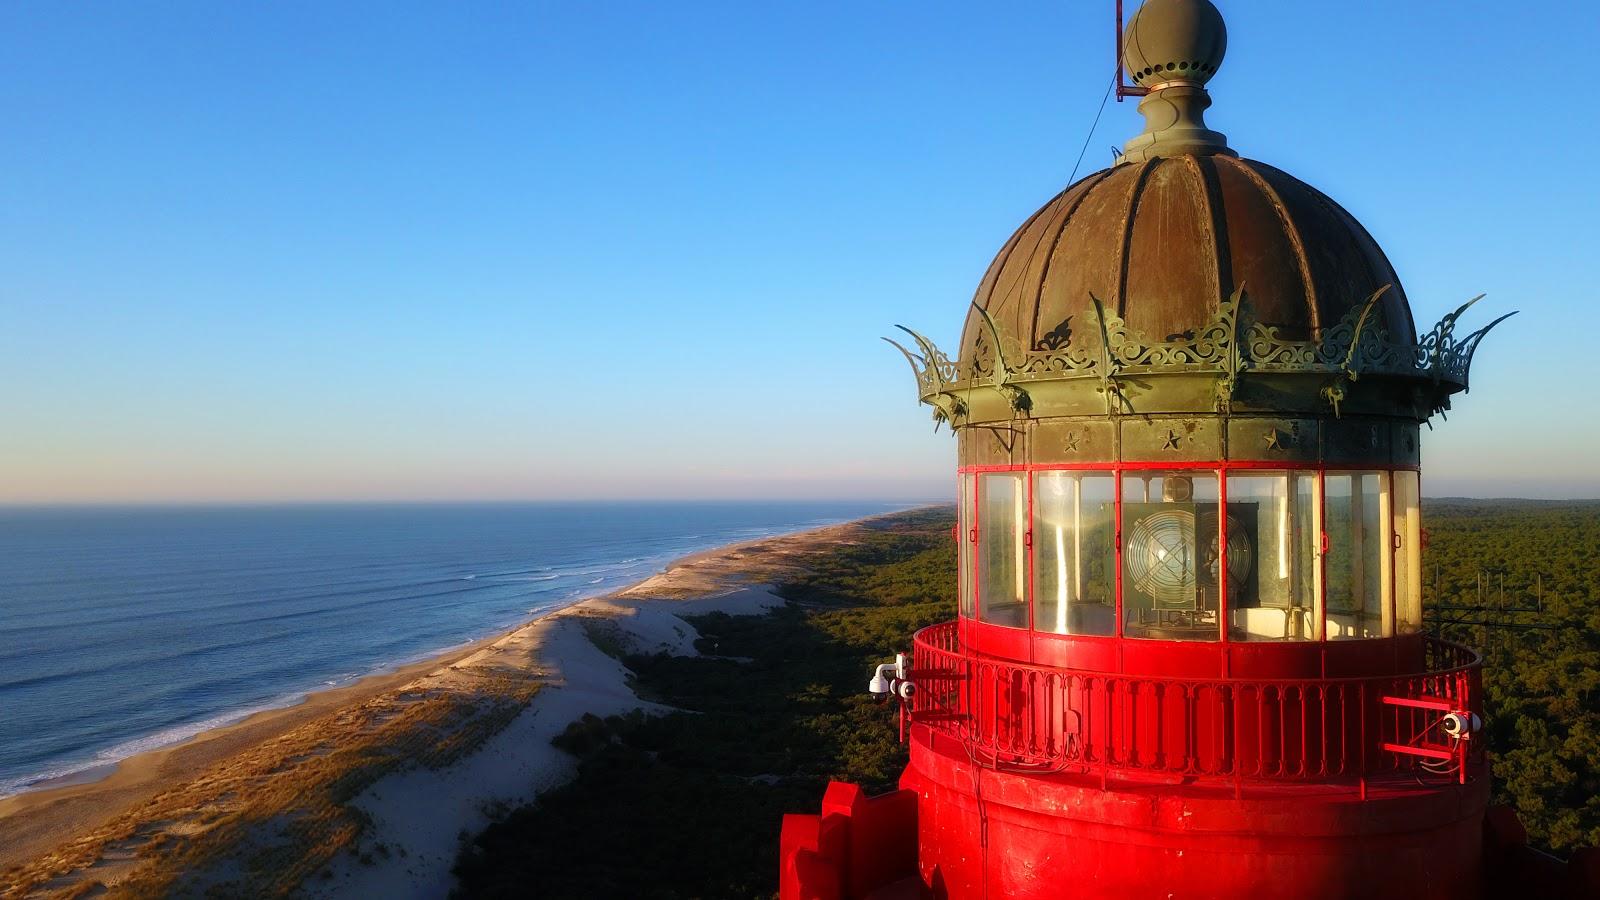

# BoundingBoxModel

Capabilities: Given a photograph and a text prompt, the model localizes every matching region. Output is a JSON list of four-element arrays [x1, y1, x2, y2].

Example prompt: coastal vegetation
[[1423, 500, 1600, 854], [453, 507, 956, 898], [457, 501, 1600, 896]]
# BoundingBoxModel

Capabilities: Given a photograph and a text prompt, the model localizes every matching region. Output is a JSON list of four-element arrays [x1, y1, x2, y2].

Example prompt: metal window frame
[[955, 460, 1421, 647]]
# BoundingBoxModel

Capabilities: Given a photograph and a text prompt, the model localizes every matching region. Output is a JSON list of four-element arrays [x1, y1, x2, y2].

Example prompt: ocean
[[0, 501, 901, 798]]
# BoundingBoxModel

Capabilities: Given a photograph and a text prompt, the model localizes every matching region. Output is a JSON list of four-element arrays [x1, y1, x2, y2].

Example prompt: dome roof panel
[[1245, 161, 1416, 343], [1210, 156, 1316, 337], [992, 193, 1070, 343], [1029, 168, 1119, 350], [1124, 157, 1220, 340], [959, 155, 1415, 373]]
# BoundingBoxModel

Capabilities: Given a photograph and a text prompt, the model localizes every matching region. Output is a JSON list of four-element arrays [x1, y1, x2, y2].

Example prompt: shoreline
[[0, 631, 504, 864], [0, 634, 491, 800], [0, 506, 932, 891], [0, 510, 901, 809], [0, 621, 524, 805]]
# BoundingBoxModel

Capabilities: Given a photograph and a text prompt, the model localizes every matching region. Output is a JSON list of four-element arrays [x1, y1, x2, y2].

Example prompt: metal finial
[[1120, 0, 1233, 163]]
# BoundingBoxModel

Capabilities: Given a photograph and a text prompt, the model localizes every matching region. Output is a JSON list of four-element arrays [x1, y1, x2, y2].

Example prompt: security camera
[[868, 653, 909, 696], [869, 665, 894, 695], [1442, 712, 1482, 739]]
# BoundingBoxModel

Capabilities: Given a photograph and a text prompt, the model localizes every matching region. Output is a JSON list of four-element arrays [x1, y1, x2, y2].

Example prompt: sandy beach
[[0, 513, 900, 898]]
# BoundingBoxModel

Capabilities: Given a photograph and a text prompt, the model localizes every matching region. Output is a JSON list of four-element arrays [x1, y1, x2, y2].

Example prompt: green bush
[[1423, 500, 1600, 854], [452, 508, 956, 899]]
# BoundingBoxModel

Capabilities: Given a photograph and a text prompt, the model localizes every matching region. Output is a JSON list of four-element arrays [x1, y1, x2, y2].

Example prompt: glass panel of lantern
[[959, 474, 975, 619], [1031, 472, 1116, 636], [1121, 472, 1222, 641], [1392, 470, 1423, 634], [1325, 472, 1393, 639], [1224, 472, 1320, 641], [978, 473, 1027, 628]]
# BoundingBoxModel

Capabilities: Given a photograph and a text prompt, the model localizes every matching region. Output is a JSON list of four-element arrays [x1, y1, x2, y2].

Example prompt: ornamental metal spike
[[895, 325, 949, 391], [883, 336, 940, 431], [972, 304, 1031, 413], [1221, 285, 1247, 379], [882, 336, 925, 377], [1087, 295, 1119, 374], [1439, 294, 1487, 334], [1340, 284, 1392, 381], [971, 305, 1013, 376], [883, 332, 964, 431], [1454, 310, 1519, 393], [1426, 294, 1487, 382], [1214, 284, 1248, 410], [1088, 294, 1126, 414]]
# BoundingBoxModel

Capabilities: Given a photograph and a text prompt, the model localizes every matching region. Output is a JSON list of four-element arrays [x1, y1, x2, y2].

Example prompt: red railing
[[908, 622, 1483, 786]]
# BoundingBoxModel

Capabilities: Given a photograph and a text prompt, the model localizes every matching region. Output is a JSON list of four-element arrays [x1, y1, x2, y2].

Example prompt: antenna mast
[[1115, 0, 1149, 101]]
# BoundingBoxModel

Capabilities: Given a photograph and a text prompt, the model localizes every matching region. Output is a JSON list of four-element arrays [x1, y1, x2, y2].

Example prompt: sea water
[[0, 501, 900, 797]]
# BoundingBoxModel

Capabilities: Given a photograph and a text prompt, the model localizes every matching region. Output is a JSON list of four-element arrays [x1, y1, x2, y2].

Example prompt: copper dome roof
[[886, 0, 1510, 454], [957, 154, 1417, 372]]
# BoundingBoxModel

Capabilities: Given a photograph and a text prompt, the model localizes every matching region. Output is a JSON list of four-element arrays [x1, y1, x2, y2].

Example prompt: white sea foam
[[0, 629, 523, 799], [472, 573, 563, 583], [0, 691, 305, 799]]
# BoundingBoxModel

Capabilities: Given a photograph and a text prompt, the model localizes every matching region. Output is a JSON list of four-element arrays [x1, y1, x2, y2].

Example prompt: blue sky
[[1, 1, 1593, 503]]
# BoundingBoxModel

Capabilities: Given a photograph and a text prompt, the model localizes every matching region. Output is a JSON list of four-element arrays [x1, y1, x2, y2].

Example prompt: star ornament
[[1162, 429, 1183, 450]]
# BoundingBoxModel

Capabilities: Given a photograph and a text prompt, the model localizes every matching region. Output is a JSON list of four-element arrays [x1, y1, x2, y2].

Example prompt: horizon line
[[1, 495, 1597, 511]]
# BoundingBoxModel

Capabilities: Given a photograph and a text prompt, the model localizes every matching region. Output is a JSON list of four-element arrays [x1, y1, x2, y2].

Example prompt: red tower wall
[[903, 727, 1490, 900]]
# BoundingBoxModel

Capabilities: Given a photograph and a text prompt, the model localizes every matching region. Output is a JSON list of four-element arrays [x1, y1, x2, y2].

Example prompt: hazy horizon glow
[[2, 2, 1594, 504]]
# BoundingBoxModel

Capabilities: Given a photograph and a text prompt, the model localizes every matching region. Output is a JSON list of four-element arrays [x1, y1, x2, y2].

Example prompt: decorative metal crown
[[885, 287, 1515, 431]]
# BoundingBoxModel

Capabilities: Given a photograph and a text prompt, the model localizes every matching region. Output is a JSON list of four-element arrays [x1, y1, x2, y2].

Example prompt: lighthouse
[[770, 2, 1596, 898]]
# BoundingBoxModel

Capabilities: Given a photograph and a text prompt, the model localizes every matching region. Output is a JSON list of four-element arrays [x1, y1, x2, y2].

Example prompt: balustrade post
[[1359, 681, 1368, 800]]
